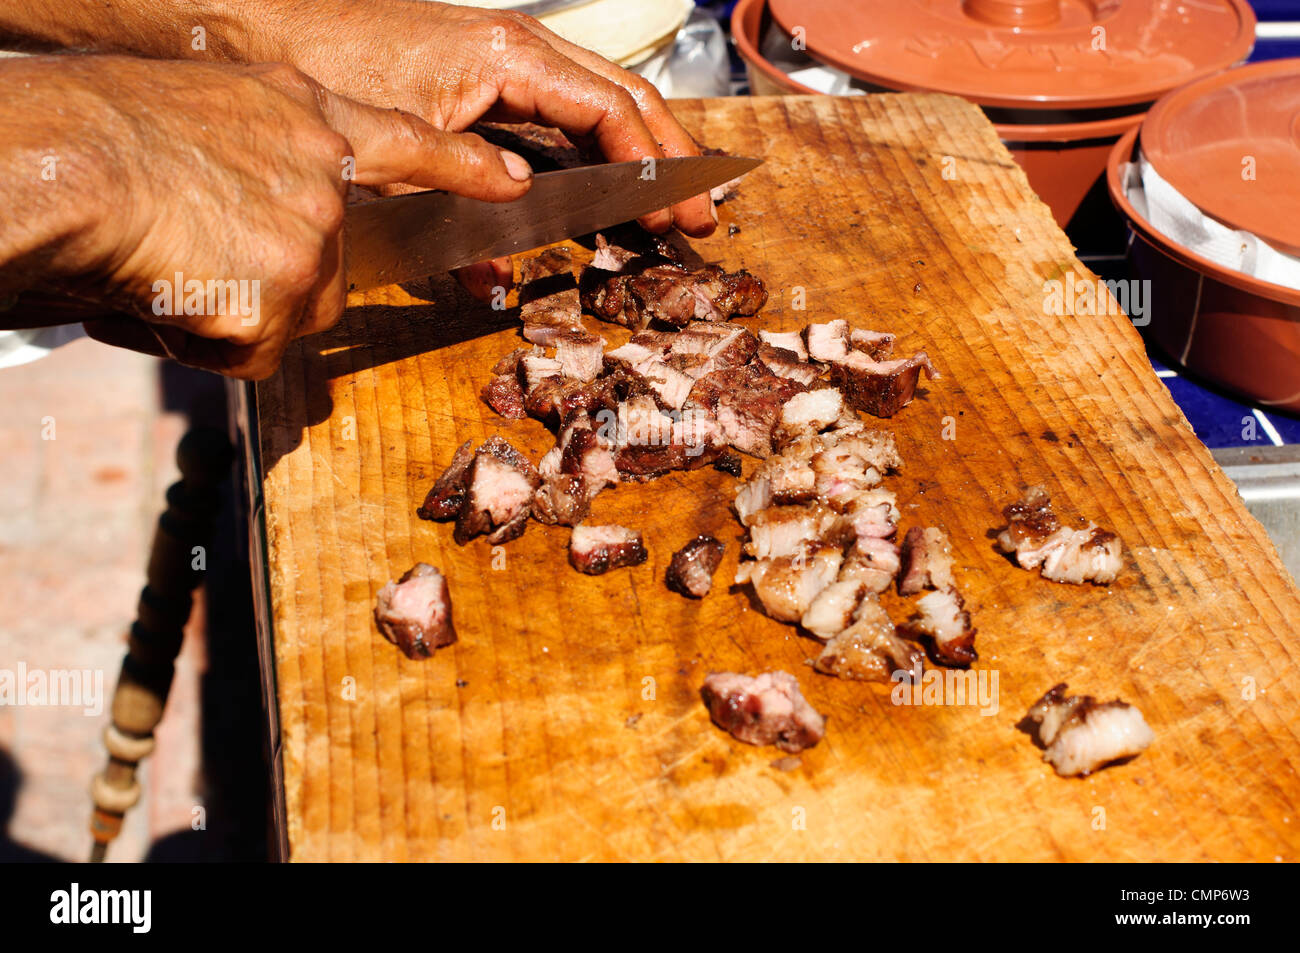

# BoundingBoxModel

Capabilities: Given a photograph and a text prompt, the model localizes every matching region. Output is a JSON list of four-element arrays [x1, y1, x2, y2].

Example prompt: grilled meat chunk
[[685, 363, 807, 458], [666, 535, 726, 598], [1026, 683, 1154, 777], [743, 502, 848, 560], [898, 526, 956, 595], [453, 436, 542, 545], [417, 440, 474, 521], [814, 596, 923, 682], [734, 541, 843, 623], [569, 523, 648, 574], [800, 579, 866, 639], [519, 326, 606, 383], [997, 486, 1123, 585], [519, 246, 582, 329], [374, 563, 456, 659], [481, 373, 528, 419], [903, 587, 977, 667], [758, 330, 808, 361], [531, 474, 591, 526], [776, 387, 846, 444], [756, 344, 821, 387], [583, 265, 767, 328], [838, 536, 901, 594], [804, 320, 852, 363], [700, 670, 825, 753], [591, 233, 639, 272], [830, 350, 937, 418]]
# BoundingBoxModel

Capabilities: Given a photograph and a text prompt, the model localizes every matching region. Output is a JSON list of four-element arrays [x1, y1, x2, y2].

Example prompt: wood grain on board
[[254, 94, 1300, 861]]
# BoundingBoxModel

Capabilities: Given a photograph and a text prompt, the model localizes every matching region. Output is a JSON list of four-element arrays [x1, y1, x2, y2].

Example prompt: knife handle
[[0, 290, 125, 329]]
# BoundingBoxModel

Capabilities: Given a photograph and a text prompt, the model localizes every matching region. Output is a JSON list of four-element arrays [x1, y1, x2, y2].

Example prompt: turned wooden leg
[[89, 427, 233, 862]]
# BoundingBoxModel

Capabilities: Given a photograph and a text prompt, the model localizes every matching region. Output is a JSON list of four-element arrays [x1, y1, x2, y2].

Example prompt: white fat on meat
[[744, 502, 846, 559], [778, 388, 845, 440], [804, 319, 851, 363], [734, 543, 843, 623], [1026, 684, 1155, 777], [758, 330, 808, 361], [800, 579, 867, 639]]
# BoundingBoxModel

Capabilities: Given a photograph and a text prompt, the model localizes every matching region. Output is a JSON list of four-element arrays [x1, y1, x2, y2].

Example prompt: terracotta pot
[[732, 0, 1249, 230], [1107, 125, 1300, 411]]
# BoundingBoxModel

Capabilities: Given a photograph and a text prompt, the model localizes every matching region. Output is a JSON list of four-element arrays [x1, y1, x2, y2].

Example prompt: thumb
[[317, 90, 534, 201]]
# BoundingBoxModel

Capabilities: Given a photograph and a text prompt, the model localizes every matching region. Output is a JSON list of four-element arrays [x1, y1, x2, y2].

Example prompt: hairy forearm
[[0, 0, 290, 61], [0, 56, 123, 304]]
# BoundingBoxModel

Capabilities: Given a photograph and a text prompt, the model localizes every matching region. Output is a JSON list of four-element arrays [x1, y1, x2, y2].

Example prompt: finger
[[296, 227, 347, 337], [453, 261, 497, 302], [82, 317, 168, 358], [463, 28, 675, 231], [317, 89, 534, 201], [509, 19, 716, 236]]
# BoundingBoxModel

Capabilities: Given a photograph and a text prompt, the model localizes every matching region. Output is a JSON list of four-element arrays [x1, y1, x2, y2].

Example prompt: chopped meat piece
[[734, 541, 843, 623], [531, 473, 591, 526], [903, 587, 977, 666], [638, 354, 699, 409], [756, 344, 821, 387], [519, 246, 582, 329], [490, 347, 536, 376], [776, 387, 845, 443], [518, 326, 606, 383], [830, 350, 938, 418], [814, 596, 923, 682], [839, 536, 901, 594], [840, 488, 899, 538], [561, 425, 620, 493], [374, 563, 456, 659], [666, 535, 726, 598], [898, 526, 956, 595], [849, 328, 896, 360], [569, 523, 649, 575], [997, 486, 1123, 585], [685, 363, 806, 457], [758, 330, 808, 361], [1025, 683, 1154, 777], [583, 265, 767, 328], [472, 121, 592, 171], [700, 670, 825, 753], [804, 320, 851, 363], [744, 502, 848, 560], [518, 353, 564, 392], [417, 440, 474, 521], [734, 474, 773, 525], [801, 579, 866, 639], [453, 436, 542, 545], [591, 233, 639, 272], [691, 325, 759, 368], [810, 445, 882, 505], [701, 146, 745, 204], [481, 373, 527, 419], [771, 424, 902, 475]]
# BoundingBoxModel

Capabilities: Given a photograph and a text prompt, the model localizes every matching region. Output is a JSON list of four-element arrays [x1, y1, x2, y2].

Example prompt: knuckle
[[251, 61, 316, 96]]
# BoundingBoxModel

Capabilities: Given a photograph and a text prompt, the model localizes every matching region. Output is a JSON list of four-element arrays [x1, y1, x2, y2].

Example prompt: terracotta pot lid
[[1140, 58, 1300, 257], [767, 0, 1256, 110]]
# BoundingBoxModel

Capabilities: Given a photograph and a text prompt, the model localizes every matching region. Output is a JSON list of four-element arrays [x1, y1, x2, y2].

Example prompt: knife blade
[[343, 155, 761, 292]]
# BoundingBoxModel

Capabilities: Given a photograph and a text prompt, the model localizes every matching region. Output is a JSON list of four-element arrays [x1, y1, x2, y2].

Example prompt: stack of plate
[[461, 0, 694, 69]]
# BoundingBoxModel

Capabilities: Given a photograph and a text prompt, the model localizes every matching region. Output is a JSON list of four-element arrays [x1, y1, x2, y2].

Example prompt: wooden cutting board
[[253, 94, 1300, 862]]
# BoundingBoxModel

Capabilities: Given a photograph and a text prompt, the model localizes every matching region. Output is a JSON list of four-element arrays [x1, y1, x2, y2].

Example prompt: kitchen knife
[[343, 154, 761, 292], [1, 155, 760, 327]]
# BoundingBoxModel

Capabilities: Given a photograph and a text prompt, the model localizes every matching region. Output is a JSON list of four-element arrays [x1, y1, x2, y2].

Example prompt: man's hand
[[0, 55, 535, 378], [0, 0, 719, 237], [271, 0, 718, 238]]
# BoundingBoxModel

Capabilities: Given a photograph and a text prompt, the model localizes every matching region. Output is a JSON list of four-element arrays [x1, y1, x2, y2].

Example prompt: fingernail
[[710, 202, 719, 224], [501, 150, 532, 182]]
